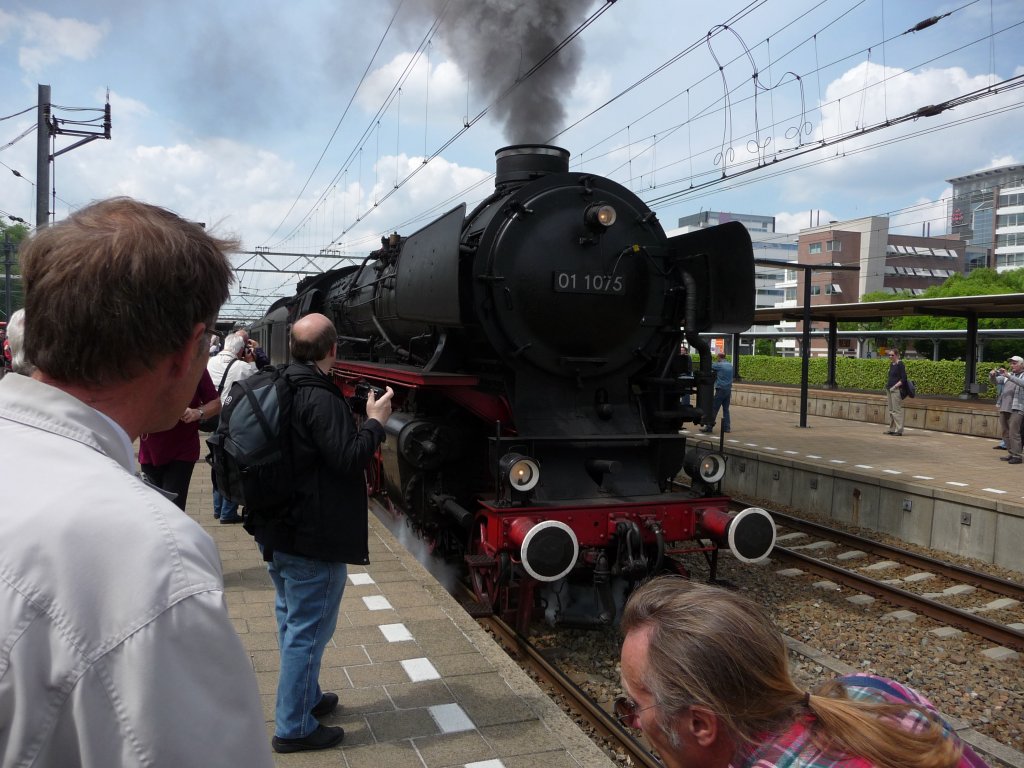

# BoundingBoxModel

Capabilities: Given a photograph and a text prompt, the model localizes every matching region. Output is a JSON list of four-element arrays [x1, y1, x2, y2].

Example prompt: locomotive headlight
[[684, 449, 727, 484], [500, 453, 541, 492], [585, 203, 617, 230]]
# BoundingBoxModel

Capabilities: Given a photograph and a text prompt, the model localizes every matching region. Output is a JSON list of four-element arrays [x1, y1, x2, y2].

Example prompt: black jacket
[[254, 361, 386, 563]]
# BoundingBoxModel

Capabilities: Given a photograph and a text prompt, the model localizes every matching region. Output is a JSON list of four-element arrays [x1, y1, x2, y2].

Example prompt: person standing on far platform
[[996, 356, 1024, 465], [884, 348, 909, 436], [0, 197, 272, 766], [988, 357, 1021, 451], [701, 351, 733, 434]]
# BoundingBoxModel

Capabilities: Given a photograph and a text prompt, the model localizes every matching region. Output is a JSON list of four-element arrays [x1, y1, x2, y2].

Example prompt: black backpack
[[206, 365, 304, 515]]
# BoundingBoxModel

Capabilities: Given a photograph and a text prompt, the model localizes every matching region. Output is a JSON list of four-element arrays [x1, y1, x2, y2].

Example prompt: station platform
[[184, 471, 617, 768], [691, 403, 1024, 573]]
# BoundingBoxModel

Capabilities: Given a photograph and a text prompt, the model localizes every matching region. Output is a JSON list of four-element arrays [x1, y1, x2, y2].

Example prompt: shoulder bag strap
[[217, 358, 239, 394]]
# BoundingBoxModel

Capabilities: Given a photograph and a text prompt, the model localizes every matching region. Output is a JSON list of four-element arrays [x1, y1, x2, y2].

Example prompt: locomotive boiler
[[252, 144, 776, 632]]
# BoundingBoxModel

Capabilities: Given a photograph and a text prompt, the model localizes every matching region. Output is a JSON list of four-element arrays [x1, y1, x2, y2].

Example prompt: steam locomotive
[[250, 145, 776, 633]]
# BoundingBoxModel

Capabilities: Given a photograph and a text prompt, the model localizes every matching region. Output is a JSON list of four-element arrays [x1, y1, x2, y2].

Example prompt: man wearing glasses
[[0, 198, 272, 765], [616, 577, 986, 767]]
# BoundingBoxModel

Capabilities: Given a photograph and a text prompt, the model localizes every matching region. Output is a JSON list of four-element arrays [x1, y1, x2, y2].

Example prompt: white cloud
[[774, 210, 838, 234], [17, 11, 108, 74]]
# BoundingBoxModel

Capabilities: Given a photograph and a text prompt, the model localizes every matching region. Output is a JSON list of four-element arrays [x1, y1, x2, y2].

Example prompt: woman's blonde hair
[[620, 577, 962, 768]]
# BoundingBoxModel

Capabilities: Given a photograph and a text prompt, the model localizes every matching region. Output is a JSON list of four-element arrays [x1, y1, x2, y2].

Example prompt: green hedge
[[729, 356, 1003, 399]]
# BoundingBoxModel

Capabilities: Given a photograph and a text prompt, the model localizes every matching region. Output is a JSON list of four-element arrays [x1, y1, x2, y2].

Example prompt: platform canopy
[[738, 292, 1024, 426], [753, 293, 1024, 325]]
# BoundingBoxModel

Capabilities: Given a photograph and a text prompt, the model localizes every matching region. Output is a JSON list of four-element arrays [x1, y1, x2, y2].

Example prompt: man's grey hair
[[223, 333, 245, 356], [7, 309, 35, 375]]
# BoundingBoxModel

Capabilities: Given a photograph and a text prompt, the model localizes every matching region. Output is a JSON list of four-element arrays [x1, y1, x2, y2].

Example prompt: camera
[[350, 381, 386, 415]]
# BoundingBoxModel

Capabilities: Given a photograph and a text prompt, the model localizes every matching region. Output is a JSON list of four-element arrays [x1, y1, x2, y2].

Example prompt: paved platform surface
[[184, 471, 616, 768], [690, 403, 1024, 507]]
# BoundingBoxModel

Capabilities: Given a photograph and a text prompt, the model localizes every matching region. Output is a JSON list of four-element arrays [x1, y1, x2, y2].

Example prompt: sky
[[2, 0, 1023, 321]]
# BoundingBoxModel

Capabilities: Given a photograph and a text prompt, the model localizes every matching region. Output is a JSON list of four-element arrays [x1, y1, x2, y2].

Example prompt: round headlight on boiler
[[499, 453, 540, 492], [684, 449, 726, 484], [585, 203, 617, 229]]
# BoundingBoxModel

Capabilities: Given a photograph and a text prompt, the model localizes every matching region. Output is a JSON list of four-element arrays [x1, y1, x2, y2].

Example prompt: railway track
[[476, 611, 659, 768], [763, 508, 1024, 652]]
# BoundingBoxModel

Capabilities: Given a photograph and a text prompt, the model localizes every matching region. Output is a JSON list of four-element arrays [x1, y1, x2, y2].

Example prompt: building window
[[810, 285, 821, 295], [808, 242, 823, 254], [825, 284, 843, 294], [826, 240, 842, 252]]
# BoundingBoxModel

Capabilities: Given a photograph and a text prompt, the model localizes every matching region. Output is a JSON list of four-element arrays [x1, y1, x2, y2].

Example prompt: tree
[[1, 220, 28, 321], [840, 270, 1024, 361]]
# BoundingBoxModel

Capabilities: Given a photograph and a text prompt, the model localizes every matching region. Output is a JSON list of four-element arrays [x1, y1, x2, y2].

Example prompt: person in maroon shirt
[[139, 369, 221, 510]]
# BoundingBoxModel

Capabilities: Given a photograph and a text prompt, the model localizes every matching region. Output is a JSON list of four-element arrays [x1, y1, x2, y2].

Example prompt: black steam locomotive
[[251, 145, 775, 632]]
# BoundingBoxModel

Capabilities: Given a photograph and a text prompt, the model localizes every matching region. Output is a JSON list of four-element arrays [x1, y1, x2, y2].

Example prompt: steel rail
[[477, 613, 661, 768], [771, 546, 1024, 652], [770, 510, 1024, 600]]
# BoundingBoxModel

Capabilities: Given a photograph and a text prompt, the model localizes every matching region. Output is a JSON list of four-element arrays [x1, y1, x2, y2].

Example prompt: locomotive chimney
[[495, 144, 570, 189]]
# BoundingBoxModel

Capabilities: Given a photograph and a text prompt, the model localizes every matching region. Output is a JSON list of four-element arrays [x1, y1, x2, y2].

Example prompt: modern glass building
[[947, 164, 1024, 272]]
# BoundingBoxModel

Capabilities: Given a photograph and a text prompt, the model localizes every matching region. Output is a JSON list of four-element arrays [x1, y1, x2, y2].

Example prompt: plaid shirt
[[733, 675, 988, 768]]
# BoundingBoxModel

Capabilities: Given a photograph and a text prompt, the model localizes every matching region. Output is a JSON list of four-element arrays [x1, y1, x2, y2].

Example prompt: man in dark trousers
[[252, 312, 393, 753]]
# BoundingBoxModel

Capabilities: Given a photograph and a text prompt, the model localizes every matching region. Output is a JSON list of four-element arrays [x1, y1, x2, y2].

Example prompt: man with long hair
[[617, 577, 987, 768]]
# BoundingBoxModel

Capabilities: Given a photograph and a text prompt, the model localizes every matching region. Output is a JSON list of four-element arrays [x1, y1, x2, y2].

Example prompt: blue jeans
[[266, 551, 347, 738], [213, 488, 238, 520], [710, 387, 732, 431]]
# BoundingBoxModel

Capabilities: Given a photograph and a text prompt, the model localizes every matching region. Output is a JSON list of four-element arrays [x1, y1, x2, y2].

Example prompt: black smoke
[[421, 0, 594, 143]]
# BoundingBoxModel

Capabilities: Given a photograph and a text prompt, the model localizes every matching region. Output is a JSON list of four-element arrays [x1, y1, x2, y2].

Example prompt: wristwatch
[[198, 407, 205, 419]]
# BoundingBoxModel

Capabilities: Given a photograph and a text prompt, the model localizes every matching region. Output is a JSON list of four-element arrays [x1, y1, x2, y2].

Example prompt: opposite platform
[[186, 470, 617, 768], [692, 403, 1024, 573]]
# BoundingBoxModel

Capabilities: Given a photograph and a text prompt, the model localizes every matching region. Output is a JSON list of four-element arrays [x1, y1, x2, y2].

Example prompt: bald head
[[291, 313, 337, 365]]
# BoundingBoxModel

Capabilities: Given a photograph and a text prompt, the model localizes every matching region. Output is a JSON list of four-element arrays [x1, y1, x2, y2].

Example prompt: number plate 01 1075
[[552, 271, 625, 295]]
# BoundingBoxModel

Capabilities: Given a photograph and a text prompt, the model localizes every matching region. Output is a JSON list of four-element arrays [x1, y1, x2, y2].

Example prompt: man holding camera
[[249, 312, 393, 753], [995, 356, 1024, 465]]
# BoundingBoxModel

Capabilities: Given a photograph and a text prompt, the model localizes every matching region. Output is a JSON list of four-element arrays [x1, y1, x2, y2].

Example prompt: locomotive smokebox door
[[667, 220, 755, 332]]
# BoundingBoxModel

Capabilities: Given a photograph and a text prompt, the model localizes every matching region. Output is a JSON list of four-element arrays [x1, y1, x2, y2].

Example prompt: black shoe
[[994, 444, 1008, 450], [272, 725, 345, 753], [1001, 455, 1013, 461], [889, 431, 903, 436], [1009, 457, 1023, 465], [723, 428, 731, 433], [219, 514, 243, 524], [311, 692, 339, 717], [699, 426, 713, 433]]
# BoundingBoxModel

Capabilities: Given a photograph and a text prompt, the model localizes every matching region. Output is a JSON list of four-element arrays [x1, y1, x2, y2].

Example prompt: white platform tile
[[379, 623, 413, 642], [362, 595, 393, 611], [349, 572, 375, 585], [465, 761, 505, 768], [401, 657, 440, 682], [429, 703, 475, 733]]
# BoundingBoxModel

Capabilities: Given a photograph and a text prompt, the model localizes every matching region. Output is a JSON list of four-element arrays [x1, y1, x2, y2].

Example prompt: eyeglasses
[[613, 695, 659, 729], [203, 327, 225, 344]]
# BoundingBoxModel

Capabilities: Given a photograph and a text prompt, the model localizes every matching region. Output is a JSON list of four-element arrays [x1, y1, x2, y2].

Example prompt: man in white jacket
[[207, 332, 256, 522], [0, 198, 273, 767]]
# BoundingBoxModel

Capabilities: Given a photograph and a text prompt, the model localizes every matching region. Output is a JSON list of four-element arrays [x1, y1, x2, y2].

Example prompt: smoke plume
[[426, 0, 594, 143]]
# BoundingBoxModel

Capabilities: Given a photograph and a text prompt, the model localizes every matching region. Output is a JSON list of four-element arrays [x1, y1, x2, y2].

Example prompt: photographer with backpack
[[249, 312, 393, 753]]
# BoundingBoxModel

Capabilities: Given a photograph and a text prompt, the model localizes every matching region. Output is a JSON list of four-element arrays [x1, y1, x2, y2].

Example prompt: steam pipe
[[430, 494, 473, 528]]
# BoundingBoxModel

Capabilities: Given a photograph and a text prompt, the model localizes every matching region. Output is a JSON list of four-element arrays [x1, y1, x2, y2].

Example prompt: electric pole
[[34, 84, 112, 229]]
